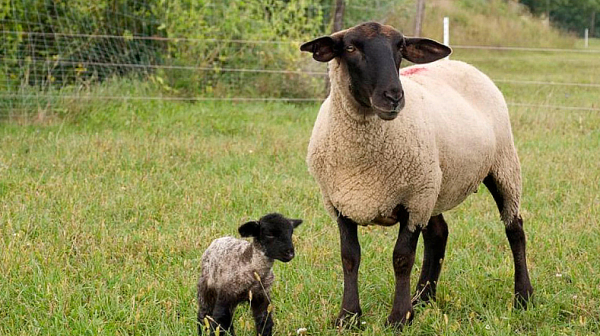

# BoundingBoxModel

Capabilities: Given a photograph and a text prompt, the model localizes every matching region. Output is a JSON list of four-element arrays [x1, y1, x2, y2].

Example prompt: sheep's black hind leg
[[505, 215, 534, 307], [251, 294, 273, 336], [414, 214, 448, 304], [335, 212, 362, 327], [484, 175, 533, 307]]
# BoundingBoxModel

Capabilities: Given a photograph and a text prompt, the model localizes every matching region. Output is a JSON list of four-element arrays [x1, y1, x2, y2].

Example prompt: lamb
[[197, 213, 302, 336], [300, 22, 533, 328]]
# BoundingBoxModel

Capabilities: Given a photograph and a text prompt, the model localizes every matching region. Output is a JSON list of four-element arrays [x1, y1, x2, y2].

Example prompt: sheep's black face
[[341, 23, 405, 120], [238, 213, 303, 263], [301, 22, 451, 121]]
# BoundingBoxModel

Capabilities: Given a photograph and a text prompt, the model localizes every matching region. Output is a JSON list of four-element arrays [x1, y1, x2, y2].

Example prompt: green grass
[[1, 48, 600, 335], [575, 38, 600, 49]]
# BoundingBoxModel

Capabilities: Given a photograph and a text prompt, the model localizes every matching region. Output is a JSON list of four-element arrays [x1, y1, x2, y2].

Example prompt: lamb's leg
[[484, 174, 533, 307], [251, 294, 273, 336], [387, 219, 421, 328], [197, 304, 209, 336], [414, 214, 448, 303], [209, 298, 235, 336], [197, 281, 215, 336], [335, 213, 362, 326]]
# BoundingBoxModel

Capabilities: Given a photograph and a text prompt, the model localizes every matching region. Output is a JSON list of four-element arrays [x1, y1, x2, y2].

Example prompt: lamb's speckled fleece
[[307, 59, 521, 230], [198, 237, 274, 304]]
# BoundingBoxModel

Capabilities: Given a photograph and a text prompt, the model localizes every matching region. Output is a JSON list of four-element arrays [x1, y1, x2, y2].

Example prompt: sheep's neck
[[251, 241, 274, 269], [328, 86, 388, 150]]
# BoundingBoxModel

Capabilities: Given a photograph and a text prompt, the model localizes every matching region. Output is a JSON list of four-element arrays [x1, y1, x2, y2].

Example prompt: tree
[[519, 0, 600, 37], [414, 0, 425, 37], [333, 0, 345, 32]]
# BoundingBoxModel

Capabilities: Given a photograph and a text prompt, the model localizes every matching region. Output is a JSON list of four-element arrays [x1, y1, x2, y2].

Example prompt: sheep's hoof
[[412, 285, 436, 305], [385, 309, 414, 330], [514, 286, 534, 309], [334, 309, 363, 330]]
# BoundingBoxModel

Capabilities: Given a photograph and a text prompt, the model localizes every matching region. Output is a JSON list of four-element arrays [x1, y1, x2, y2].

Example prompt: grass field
[[1, 48, 599, 335]]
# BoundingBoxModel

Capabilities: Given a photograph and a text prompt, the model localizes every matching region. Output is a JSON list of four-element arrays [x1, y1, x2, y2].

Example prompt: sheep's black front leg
[[209, 299, 235, 336], [387, 221, 421, 328], [336, 213, 362, 326], [251, 294, 273, 336], [414, 214, 448, 303]]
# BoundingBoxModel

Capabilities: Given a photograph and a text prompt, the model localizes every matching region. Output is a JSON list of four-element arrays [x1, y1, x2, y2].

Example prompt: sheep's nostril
[[286, 250, 295, 259], [384, 91, 402, 105]]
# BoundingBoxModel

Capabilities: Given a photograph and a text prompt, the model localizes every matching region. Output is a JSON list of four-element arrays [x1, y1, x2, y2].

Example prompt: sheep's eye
[[345, 45, 356, 53], [265, 235, 276, 240]]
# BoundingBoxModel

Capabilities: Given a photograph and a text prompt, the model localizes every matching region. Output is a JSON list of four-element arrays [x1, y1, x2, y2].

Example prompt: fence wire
[[1, 0, 599, 116]]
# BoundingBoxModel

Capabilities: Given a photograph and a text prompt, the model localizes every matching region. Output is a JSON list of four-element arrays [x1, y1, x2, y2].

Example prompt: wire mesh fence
[[1, 0, 599, 116], [2, 0, 410, 114]]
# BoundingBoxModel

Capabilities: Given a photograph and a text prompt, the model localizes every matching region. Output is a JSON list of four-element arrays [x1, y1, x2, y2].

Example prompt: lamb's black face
[[301, 22, 452, 121], [238, 213, 302, 263]]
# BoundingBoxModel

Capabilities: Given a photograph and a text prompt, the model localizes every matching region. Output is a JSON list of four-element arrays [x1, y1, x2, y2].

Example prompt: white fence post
[[443, 17, 450, 59], [584, 28, 589, 48]]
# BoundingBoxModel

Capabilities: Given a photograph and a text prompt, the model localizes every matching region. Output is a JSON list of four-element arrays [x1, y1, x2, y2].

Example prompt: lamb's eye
[[345, 45, 356, 53], [265, 235, 275, 240]]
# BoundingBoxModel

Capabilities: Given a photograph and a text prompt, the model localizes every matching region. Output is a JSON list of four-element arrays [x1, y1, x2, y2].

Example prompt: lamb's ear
[[238, 221, 260, 238], [402, 37, 452, 64], [300, 34, 343, 62], [290, 219, 303, 229]]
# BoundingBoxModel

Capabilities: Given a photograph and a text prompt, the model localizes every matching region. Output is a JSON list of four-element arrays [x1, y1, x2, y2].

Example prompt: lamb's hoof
[[385, 309, 414, 330], [334, 309, 362, 330]]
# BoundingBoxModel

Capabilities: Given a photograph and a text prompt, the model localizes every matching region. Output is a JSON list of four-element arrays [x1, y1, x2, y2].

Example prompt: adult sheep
[[300, 22, 533, 328]]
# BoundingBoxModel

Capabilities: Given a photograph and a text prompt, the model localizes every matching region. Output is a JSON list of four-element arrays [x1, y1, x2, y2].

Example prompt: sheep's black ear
[[290, 219, 303, 229], [238, 221, 260, 238], [300, 34, 343, 62], [402, 37, 452, 64]]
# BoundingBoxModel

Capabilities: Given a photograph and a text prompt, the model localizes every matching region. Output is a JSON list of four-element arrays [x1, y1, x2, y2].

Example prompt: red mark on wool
[[400, 66, 427, 76]]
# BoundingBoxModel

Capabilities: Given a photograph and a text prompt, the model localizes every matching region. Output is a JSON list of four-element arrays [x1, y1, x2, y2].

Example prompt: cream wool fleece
[[307, 59, 521, 230]]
